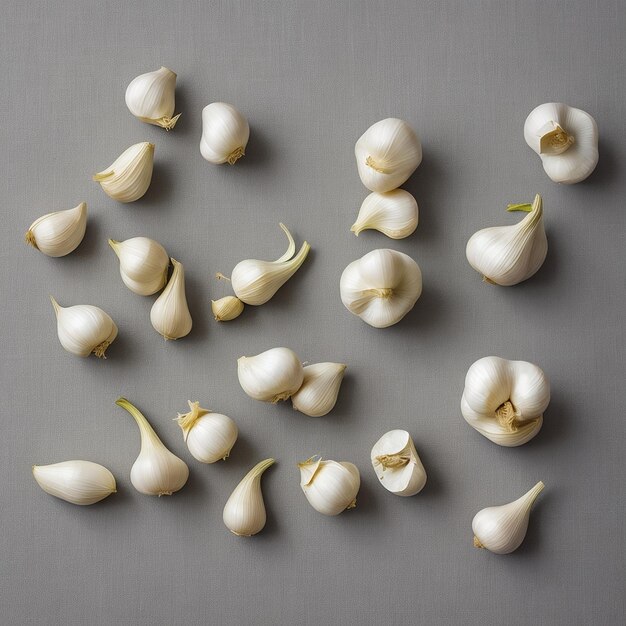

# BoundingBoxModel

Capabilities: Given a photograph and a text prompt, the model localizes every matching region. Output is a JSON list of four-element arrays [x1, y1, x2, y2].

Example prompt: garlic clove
[[25, 202, 87, 257], [125, 66, 181, 130], [200, 102, 250, 165], [291, 362, 347, 417], [150, 258, 193, 340], [211, 296, 244, 321], [351, 190, 418, 239], [109, 237, 169, 296]]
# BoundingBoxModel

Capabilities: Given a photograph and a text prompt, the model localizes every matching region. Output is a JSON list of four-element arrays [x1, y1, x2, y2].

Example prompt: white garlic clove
[[371, 429, 427, 497], [125, 66, 181, 130], [25, 202, 87, 257], [291, 363, 347, 417], [109, 236, 169, 296], [150, 258, 193, 340], [32, 460, 116, 506], [211, 296, 244, 321], [200, 102, 250, 165], [351, 190, 418, 239]]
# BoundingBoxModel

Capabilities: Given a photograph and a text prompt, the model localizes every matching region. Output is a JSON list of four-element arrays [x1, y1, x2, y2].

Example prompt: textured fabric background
[[1, 1, 624, 624]]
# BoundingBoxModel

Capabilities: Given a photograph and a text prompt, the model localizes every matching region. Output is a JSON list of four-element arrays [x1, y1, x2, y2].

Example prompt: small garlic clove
[[150, 258, 193, 340], [291, 362, 347, 417], [109, 237, 169, 296], [351, 190, 418, 239], [25, 202, 87, 257], [125, 66, 181, 130], [200, 102, 250, 165], [211, 296, 244, 321]]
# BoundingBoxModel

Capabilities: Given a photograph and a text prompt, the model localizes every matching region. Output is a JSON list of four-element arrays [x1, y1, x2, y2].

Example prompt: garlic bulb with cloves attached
[[351, 190, 418, 239], [237, 347, 304, 403], [125, 66, 181, 130], [93, 142, 155, 203], [466, 194, 547, 286], [211, 296, 244, 321], [150, 258, 192, 340], [524, 102, 598, 184], [223, 458, 275, 536], [200, 102, 250, 165], [50, 296, 118, 358], [371, 430, 426, 497], [472, 481, 545, 554], [355, 118, 422, 192], [299, 456, 360, 516], [340, 248, 422, 328], [291, 363, 347, 417], [461, 356, 550, 447], [32, 460, 116, 505], [116, 397, 189, 496], [25, 202, 87, 257]]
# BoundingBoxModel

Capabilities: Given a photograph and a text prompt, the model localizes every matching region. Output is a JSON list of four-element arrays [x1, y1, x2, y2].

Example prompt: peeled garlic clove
[[351, 190, 418, 239], [32, 460, 116, 506], [211, 296, 244, 321], [355, 118, 422, 192], [291, 363, 347, 417], [109, 236, 169, 296], [461, 356, 550, 447], [200, 102, 250, 165], [93, 142, 155, 203], [371, 430, 427, 497], [473, 481, 545, 554], [150, 258, 192, 340], [298, 456, 360, 516], [238, 347, 304, 403], [125, 66, 181, 130], [25, 202, 87, 257], [340, 248, 422, 328], [524, 102, 598, 184], [223, 458, 275, 536]]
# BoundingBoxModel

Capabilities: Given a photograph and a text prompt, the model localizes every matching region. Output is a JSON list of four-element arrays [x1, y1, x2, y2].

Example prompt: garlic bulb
[[351, 190, 418, 239], [524, 102, 598, 184], [125, 66, 181, 130], [340, 248, 422, 328], [175, 401, 238, 463], [211, 296, 244, 321], [238, 347, 304, 403], [473, 481, 545, 554], [461, 356, 550, 447], [466, 194, 547, 286], [116, 397, 189, 496], [50, 296, 118, 358], [371, 430, 426, 497], [109, 236, 169, 296], [25, 202, 87, 257], [32, 460, 116, 506], [150, 258, 192, 340], [299, 456, 360, 516], [223, 458, 275, 536], [93, 142, 154, 203], [200, 102, 250, 165], [355, 118, 422, 192], [291, 363, 347, 417]]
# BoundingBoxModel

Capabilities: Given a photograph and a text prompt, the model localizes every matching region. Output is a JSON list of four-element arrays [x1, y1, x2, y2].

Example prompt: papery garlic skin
[[473, 481, 545, 554], [150, 258, 192, 340], [25, 202, 87, 257], [93, 142, 154, 203], [355, 118, 422, 192], [371, 430, 426, 497], [211, 296, 244, 321], [340, 248, 422, 328], [223, 458, 275, 536], [461, 356, 550, 447], [109, 236, 169, 296], [32, 460, 116, 506], [200, 102, 250, 165], [299, 456, 360, 516], [51, 296, 118, 358], [238, 347, 304, 403], [125, 66, 181, 130], [291, 363, 347, 417], [524, 103, 598, 184], [466, 194, 547, 286], [351, 190, 418, 239]]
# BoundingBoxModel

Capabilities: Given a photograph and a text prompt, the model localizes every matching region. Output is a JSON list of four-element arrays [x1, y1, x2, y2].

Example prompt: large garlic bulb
[[150, 259, 192, 340], [109, 236, 169, 296], [291, 363, 347, 417], [125, 66, 181, 130], [351, 190, 418, 239], [200, 102, 250, 165], [25, 202, 87, 257]]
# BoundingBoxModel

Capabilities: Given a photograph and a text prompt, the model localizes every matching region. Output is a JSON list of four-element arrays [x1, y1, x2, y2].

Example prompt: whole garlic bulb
[[340, 248, 422, 328], [355, 118, 422, 192], [109, 236, 169, 296], [150, 258, 193, 340], [291, 363, 347, 417], [25, 202, 87, 257], [524, 102, 598, 184], [461, 356, 550, 447], [351, 190, 418, 239], [125, 66, 181, 130], [211, 296, 244, 321], [466, 194, 547, 286], [200, 102, 250, 165]]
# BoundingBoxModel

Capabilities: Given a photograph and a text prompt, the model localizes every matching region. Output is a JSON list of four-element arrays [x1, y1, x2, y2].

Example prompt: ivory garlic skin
[[125, 66, 181, 130], [200, 102, 250, 165], [211, 296, 244, 321], [25, 202, 87, 257], [150, 259, 192, 340], [355, 118, 422, 192], [109, 236, 169, 296], [340, 248, 422, 328], [371, 430, 426, 497], [466, 194, 547, 286], [351, 190, 418, 239], [32, 460, 116, 506], [524, 103, 598, 184], [473, 482, 545, 554], [291, 363, 347, 417], [461, 356, 550, 447]]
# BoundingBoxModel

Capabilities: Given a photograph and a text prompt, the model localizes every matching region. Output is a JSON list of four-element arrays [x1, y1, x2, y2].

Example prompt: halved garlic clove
[[150, 258, 192, 340], [291, 362, 347, 417], [109, 236, 169, 296], [351, 190, 418, 239], [211, 295, 244, 321], [25, 202, 87, 257], [125, 66, 181, 130], [200, 102, 250, 165]]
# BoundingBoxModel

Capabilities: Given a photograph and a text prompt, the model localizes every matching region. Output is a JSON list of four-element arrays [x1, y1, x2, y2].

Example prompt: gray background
[[1, 1, 624, 624]]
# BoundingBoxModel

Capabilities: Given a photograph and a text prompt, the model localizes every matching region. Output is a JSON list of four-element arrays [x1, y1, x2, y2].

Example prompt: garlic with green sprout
[[125, 66, 181, 130], [25, 202, 87, 257], [291, 363, 347, 417], [211, 296, 244, 321], [351, 190, 418, 239], [150, 258, 192, 339], [200, 102, 249, 165]]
